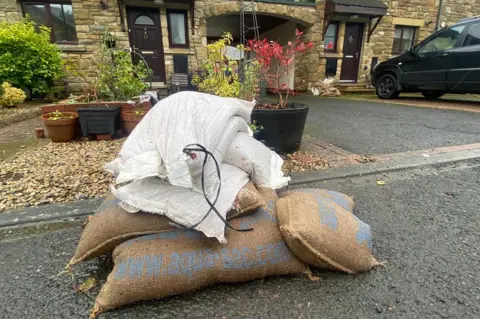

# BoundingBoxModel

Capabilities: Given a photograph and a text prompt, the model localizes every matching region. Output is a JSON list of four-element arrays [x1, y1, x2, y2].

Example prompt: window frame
[[324, 21, 339, 52], [166, 9, 189, 49], [392, 25, 416, 54], [22, 0, 78, 44]]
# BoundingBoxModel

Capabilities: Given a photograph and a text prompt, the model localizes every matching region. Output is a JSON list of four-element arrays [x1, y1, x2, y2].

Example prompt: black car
[[372, 16, 480, 99]]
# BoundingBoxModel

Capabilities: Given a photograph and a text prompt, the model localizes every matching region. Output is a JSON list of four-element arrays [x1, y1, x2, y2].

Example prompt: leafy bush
[[0, 82, 26, 107], [192, 33, 240, 97], [0, 18, 64, 94], [248, 29, 314, 108], [192, 33, 258, 100], [67, 31, 148, 101]]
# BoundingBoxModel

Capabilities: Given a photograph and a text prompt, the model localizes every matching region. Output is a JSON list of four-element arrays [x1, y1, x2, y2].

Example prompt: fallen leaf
[[376, 180, 386, 186], [76, 277, 97, 293]]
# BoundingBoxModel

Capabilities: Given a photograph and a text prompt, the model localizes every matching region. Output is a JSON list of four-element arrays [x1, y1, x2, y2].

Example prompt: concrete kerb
[[291, 147, 480, 185], [0, 198, 103, 228], [1, 147, 480, 229]]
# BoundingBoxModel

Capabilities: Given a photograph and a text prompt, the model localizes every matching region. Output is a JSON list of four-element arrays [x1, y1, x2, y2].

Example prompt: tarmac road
[[294, 96, 480, 156], [0, 159, 479, 318]]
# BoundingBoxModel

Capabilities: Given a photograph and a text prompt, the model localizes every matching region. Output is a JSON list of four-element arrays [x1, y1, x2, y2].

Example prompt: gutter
[[435, 0, 444, 30]]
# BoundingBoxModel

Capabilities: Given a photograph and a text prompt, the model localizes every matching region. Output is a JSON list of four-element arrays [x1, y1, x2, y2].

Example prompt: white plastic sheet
[[105, 91, 290, 242]]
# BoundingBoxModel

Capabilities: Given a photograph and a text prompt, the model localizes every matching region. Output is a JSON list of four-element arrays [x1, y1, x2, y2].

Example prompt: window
[[167, 10, 188, 48], [324, 22, 338, 51], [23, 1, 77, 43], [463, 22, 480, 47], [325, 58, 338, 77], [392, 26, 416, 54], [134, 15, 155, 26], [417, 25, 466, 54]]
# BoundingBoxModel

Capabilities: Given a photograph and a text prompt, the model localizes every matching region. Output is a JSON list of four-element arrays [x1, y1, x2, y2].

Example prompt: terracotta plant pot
[[41, 112, 78, 143], [121, 110, 148, 135]]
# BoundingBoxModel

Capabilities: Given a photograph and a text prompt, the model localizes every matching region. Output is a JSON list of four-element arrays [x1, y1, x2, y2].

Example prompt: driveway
[[293, 95, 480, 156], [1, 159, 479, 318]]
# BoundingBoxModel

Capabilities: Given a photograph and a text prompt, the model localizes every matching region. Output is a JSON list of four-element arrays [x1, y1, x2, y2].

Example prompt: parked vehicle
[[372, 16, 480, 99]]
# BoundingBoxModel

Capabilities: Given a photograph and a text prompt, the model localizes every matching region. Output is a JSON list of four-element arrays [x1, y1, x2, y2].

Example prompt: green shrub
[[66, 31, 148, 102], [0, 82, 27, 107], [0, 18, 64, 94]]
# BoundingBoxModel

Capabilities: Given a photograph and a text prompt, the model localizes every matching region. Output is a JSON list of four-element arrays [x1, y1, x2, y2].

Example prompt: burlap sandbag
[[277, 190, 380, 274], [92, 188, 306, 315], [282, 188, 354, 212], [70, 182, 265, 266]]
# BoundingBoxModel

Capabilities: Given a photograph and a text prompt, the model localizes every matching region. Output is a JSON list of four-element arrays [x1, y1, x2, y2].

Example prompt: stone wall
[[0, 0, 21, 22]]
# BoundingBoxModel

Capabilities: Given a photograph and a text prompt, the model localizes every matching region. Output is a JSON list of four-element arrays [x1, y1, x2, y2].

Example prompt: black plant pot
[[251, 103, 309, 153], [77, 107, 120, 137], [105, 40, 116, 48]]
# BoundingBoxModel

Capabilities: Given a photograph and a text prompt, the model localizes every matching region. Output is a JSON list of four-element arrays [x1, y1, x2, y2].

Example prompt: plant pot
[[105, 39, 116, 48], [41, 112, 78, 143], [121, 111, 147, 135], [77, 107, 120, 137], [251, 103, 309, 153]]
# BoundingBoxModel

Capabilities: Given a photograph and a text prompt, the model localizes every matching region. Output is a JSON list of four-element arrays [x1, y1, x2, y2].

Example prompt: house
[[0, 0, 478, 93]]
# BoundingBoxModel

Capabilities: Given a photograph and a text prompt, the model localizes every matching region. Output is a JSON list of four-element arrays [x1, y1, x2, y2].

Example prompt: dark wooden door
[[340, 23, 364, 82], [127, 7, 165, 82]]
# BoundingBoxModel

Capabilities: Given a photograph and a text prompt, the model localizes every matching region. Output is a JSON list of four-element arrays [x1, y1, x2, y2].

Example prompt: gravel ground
[[0, 139, 124, 212], [0, 139, 326, 212]]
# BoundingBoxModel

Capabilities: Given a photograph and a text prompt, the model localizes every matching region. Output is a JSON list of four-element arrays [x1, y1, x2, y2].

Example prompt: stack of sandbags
[[90, 188, 307, 316], [276, 188, 381, 274], [69, 186, 380, 317], [310, 78, 341, 97]]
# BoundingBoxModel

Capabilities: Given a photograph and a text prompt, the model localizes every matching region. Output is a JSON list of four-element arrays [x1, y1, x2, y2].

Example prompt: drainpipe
[[435, 0, 444, 30]]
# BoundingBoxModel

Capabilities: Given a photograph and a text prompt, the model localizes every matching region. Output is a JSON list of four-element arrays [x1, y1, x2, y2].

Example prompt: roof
[[330, 0, 387, 9]]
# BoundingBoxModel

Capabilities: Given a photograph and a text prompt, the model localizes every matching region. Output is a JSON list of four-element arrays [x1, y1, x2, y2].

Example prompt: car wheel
[[376, 74, 399, 99], [421, 91, 444, 100]]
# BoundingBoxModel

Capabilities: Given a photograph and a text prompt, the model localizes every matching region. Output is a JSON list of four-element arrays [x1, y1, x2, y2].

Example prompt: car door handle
[[436, 53, 449, 58]]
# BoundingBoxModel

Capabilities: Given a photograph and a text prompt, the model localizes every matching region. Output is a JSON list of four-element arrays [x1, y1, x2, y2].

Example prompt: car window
[[463, 22, 480, 46], [417, 25, 465, 53]]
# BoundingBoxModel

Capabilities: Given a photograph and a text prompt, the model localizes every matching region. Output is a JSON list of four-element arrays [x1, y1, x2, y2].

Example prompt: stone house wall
[[1, 0, 479, 93]]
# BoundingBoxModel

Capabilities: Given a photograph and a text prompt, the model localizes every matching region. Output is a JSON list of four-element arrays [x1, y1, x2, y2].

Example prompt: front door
[[340, 23, 364, 82], [127, 7, 165, 82]]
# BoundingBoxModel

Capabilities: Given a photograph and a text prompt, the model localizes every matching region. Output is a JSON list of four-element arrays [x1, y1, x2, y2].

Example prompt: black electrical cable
[[182, 143, 254, 232]]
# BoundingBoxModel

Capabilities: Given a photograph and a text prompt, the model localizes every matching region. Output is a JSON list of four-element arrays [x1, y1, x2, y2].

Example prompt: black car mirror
[[409, 47, 418, 56]]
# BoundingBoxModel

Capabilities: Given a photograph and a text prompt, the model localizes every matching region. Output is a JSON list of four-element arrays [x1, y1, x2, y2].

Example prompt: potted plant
[[121, 108, 149, 135], [77, 105, 120, 138], [41, 110, 78, 143], [248, 29, 314, 153]]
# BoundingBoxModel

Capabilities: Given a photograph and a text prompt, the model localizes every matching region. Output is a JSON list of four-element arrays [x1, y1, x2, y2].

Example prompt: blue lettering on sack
[[354, 216, 373, 250], [168, 253, 180, 275], [146, 255, 163, 278], [129, 258, 144, 280], [239, 200, 277, 229], [324, 190, 351, 211], [296, 188, 351, 211], [113, 257, 130, 280], [118, 241, 296, 280], [256, 245, 267, 266], [314, 195, 338, 230]]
